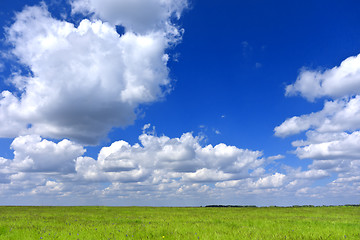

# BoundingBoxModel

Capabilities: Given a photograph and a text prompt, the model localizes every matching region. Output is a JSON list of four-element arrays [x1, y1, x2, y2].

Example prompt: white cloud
[[0, 2, 185, 144], [252, 173, 286, 188], [267, 154, 285, 161], [196, 143, 264, 174], [176, 183, 210, 195], [286, 131, 360, 180], [71, 0, 188, 34], [286, 54, 360, 101], [182, 168, 234, 182], [1, 0, 358, 205], [293, 169, 330, 180], [275, 96, 360, 137], [293, 131, 360, 161], [333, 175, 360, 183], [11, 135, 85, 173], [277, 52, 360, 199], [0, 127, 289, 203], [295, 176, 360, 200], [5, 124, 350, 204], [215, 172, 288, 191], [0, 157, 12, 184], [1, 128, 358, 204], [75, 129, 265, 183], [30, 180, 65, 196]]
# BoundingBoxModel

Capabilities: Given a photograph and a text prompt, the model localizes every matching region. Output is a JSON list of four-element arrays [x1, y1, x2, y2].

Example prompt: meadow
[[0, 206, 359, 239]]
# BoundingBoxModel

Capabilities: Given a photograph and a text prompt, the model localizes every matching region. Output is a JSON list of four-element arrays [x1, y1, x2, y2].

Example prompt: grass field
[[0, 206, 359, 239]]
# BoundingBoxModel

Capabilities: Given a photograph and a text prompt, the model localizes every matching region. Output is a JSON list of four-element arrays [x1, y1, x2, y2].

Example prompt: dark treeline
[[205, 205, 257, 208], [205, 204, 360, 208]]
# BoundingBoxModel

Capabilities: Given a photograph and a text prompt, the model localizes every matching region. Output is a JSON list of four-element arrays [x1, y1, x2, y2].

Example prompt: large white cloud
[[286, 54, 360, 101], [71, 0, 188, 34], [75, 129, 266, 183], [0, 2, 185, 144]]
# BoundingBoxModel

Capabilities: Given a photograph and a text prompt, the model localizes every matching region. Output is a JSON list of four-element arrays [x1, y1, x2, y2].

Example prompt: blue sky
[[0, 0, 360, 206]]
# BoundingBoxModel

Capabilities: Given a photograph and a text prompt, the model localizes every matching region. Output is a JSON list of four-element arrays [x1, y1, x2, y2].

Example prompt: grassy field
[[0, 206, 359, 239]]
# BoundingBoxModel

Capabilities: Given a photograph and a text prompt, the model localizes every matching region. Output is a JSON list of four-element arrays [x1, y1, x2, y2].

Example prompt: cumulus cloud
[[31, 180, 65, 196], [71, 0, 188, 34], [287, 131, 360, 181], [1, 127, 357, 204], [274, 96, 360, 137], [75, 129, 266, 184], [295, 175, 360, 200], [293, 169, 330, 180], [11, 135, 85, 173], [252, 173, 286, 188], [286, 54, 360, 101], [277, 52, 360, 199], [182, 168, 234, 182], [0, 127, 299, 203], [0, 157, 11, 184], [293, 131, 360, 161], [0, 1, 186, 144]]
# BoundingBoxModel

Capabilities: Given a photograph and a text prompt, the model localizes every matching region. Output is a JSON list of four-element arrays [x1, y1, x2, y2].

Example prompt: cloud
[[11, 135, 85, 173], [295, 175, 360, 200], [275, 95, 360, 138], [182, 168, 234, 182], [75, 129, 266, 183], [0, 127, 298, 203], [288, 131, 360, 180], [0, 157, 11, 184], [285, 54, 360, 101], [71, 0, 188, 34], [276, 52, 360, 200], [267, 154, 285, 161], [0, 2, 186, 144], [31, 180, 65, 196], [0, 127, 358, 204], [252, 173, 286, 188], [293, 169, 330, 180], [293, 131, 360, 161], [215, 172, 287, 191]]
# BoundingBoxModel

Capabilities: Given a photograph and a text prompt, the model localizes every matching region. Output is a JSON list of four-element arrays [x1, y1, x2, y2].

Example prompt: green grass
[[0, 206, 359, 239]]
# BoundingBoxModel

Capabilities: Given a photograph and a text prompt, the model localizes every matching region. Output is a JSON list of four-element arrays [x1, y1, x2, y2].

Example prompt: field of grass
[[0, 206, 359, 239]]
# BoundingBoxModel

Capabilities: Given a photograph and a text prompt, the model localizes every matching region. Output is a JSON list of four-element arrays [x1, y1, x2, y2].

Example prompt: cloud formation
[[71, 0, 188, 34], [75, 129, 266, 183], [286, 54, 360, 101], [0, 0, 358, 206], [11, 135, 85, 173], [0, 127, 300, 204], [274, 96, 360, 138], [276, 53, 360, 200], [0, 123, 356, 205], [0, 1, 185, 144]]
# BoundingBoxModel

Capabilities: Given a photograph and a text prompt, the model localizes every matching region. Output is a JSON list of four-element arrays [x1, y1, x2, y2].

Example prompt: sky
[[0, 0, 360, 206]]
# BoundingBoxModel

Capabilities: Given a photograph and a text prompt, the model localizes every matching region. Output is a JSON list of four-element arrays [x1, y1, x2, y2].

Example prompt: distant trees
[[204, 204, 359, 208], [205, 205, 257, 208]]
